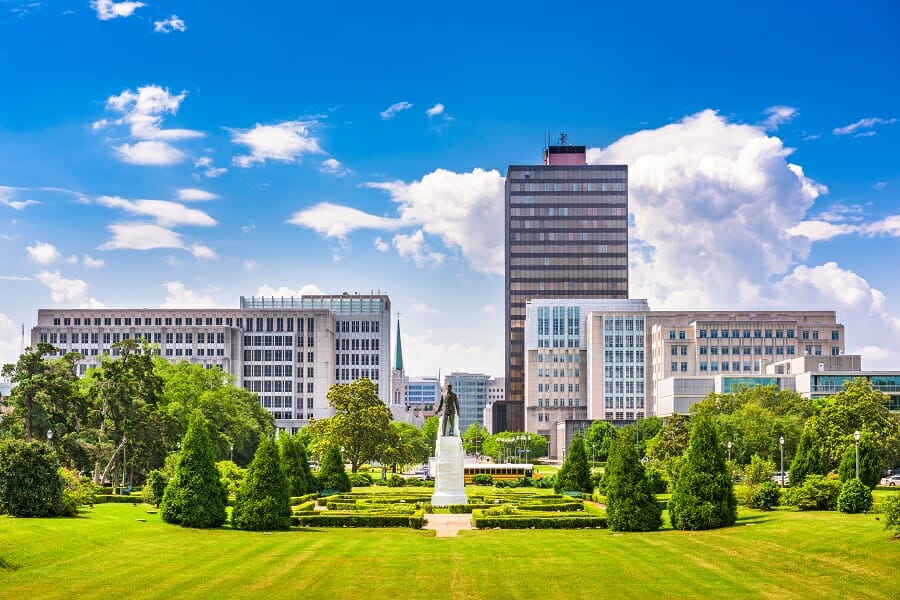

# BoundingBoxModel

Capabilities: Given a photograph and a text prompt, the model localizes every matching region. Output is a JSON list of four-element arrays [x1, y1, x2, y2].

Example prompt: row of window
[[337, 353, 380, 366], [509, 182, 627, 192], [335, 368, 380, 382], [242, 365, 315, 378], [244, 381, 315, 394], [336, 338, 380, 351], [510, 206, 628, 218], [603, 381, 645, 394], [604, 317, 645, 331], [693, 328, 839, 340], [536, 398, 581, 407], [535, 368, 582, 378], [605, 335, 646, 348], [701, 345, 798, 356], [511, 231, 628, 242], [536, 353, 582, 363], [603, 412, 643, 421], [603, 396, 646, 409], [603, 365, 645, 379], [603, 349, 646, 363], [537, 383, 582, 393]]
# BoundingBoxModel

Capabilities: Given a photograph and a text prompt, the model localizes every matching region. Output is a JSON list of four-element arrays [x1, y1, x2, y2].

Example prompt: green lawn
[[1, 503, 898, 599]]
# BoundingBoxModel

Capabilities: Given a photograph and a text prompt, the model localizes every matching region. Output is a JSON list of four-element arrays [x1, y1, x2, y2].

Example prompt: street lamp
[[727, 441, 732, 463], [46, 428, 53, 448], [854, 430, 861, 479], [230, 444, 234, 462], [779, 436, 785, 487]]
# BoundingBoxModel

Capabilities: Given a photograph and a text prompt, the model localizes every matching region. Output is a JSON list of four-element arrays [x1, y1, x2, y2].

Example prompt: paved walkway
[[423, 513, 473, 538]]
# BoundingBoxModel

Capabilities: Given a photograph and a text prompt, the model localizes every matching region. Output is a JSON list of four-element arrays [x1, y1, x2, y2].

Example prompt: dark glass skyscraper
[[501, 140, 628, 432]]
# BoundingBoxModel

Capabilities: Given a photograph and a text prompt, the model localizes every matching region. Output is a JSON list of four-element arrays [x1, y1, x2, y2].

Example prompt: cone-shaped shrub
[[316, 444, 351, 492], [280, 433, 316, 496], [669, 415, 737, 530], [605, 435, 662, 531], [789, 425, 826, 488], [161, 411, 227, 528], [555, 435, 592, 494], [837, 437, 883, 489], [232, 436, 292, 531]]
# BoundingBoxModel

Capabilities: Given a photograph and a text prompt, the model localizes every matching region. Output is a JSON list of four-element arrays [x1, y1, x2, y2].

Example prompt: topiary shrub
[[280, 434, 317, 496], [789, 425, 826, 488], [232, 436, 292, 531], [604, 435, 662, 532], [348, 472, 373, 487], [747, 481, 780, 511], [471, 474, 493, 486], [142, 469, 168, 508], [882, 495, 900, 538], [782, 474, 841, 511], [555, 435, 592, 494], [161, 411, 228, 528], [387, 474, 406, 487], [0, 439, 64, 517], [837, 437, 883, 489], [316, 444, 351, 493], [837, 478, 873, 514]]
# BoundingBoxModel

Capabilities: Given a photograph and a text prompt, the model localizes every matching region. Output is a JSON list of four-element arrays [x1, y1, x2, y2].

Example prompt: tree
[[232, 436, 291, 531], [310, 379, 392, 472], [837, 478, 873, 514], [646, 414, 691, 462], [837, 436, 883, 489], [316, 444, 351, 493], [669, 415, 737, 530], [279, 433, 316, 496], [604, 435, 662, 531], [462, 422, 490, 457], [583, 420, 617, 463], [0, 439, 64, 517], [421, 415, 439, 455], [555, 435, 592, 494], [160, 411, 227, 528], [789, 425, 826, 488], [143, 469, 168, 507], [379, 421, 429, 472], [743, 454, 776, 486]]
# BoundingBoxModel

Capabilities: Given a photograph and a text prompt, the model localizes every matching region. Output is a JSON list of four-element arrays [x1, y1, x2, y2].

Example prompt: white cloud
[[36, 271, 88, 303], [319, 158, 351, 177], [0, 313, 21, 367], [243, 260, 258, 270], [161, 282, 215, 308], [91, 0, 144, 20], [26, 241, 60, 264], [833, 117, 898, 136], [255, 283, 323, 297], [100, 222, 185, 251], [483, 305, 497, 316], [83, 255, 105, 268], [802, 133, 821, 141], [65, 255, 79, 264], [401, 328, 502, 379], [787, 220, 859, 242], [189, 243, 217, 260], [867, 215, 900, 237], [1, 186, 38, 210], [116, 141, 187, 166], [374, 237, 389, 252], [153, 15, 186, 33], [230, 120, 322, 167], [409, 301, 439, 316], [762, 105, 798, 130], [426, 103, 445, 118], [380, 101, 413, 120], [97, 196, 216, 227], [177, 188, 220, 202], [194, 157, 228, 178], [287, 202, 403, 239], [392, 230, 445, 268]]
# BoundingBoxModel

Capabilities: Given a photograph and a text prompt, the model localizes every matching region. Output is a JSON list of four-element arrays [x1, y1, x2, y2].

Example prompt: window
[[678, 330, 686, 340], [831, 330, 839, 340]]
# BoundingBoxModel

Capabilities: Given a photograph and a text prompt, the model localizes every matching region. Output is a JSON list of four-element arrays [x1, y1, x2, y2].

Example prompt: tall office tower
[[445, 372, 490, 433], [500, 135, 628, 432]]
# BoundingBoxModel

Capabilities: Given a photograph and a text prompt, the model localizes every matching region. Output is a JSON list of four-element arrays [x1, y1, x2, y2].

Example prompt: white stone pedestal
[[431, 436, 467, 507]]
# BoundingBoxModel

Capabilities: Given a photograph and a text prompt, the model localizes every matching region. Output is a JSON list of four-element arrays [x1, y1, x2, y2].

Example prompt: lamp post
[[779, 436, 785, 488], [854, 430, 861, 479], [46, 428, 53, 448], [727, 441, 732, 463], [230, 444, 234, 462]]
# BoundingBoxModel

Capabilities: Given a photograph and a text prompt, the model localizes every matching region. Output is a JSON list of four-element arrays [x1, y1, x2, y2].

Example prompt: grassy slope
[[1, 504, 898, 599]]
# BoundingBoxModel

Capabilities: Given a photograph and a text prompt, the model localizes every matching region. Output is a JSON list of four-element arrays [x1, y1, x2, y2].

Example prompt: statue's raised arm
[[436, 384, 460, 437]]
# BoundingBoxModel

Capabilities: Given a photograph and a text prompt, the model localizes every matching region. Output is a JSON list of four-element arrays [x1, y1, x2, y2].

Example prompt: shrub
[[533, 474, 555, 489], [669, 415, 737, 530], [747, 481, 780, 511], [142, 469, 168, 508], [316, 445, 351, 493], [743, 454, 776, 486], [387, 474, 406, 488], [645, 467, 668, 495], [348, 473, 373, 487], [837, 437, 883, 489], [555, 435, 592, 494], [471, 474, 493, 486], [294, 510, 425, 529], [232, 436, 292, 531], [733, 484, 753, 506], [0, 439, 64, 517], [216, 460, 246, 496], [59, 468, 99, 516], [471, 509, 607, 529], [604, 435, 662, 532], [161, 411, 228, 528], [782, 474, 841, 511], [837, 478, 873, 514], [882, 495, 900, 538], [790, 425, 826, 488], [280, 434, 317, 496]]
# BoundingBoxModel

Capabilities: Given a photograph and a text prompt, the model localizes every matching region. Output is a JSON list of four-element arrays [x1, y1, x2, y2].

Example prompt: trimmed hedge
[[472, 509, 607, 529], [294, 509, 425, 529], [290, 493, 318, 504], [93, 494, 143, 504], [294, 500, 316, 512]]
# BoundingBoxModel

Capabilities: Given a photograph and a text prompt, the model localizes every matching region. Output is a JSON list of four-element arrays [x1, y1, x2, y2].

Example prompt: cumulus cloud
[[401, 328, 502, 378], [153, 15, 186, 33], [26, 241, 60, 264], [833, 117, 898, 136], [97, 196, 216, 227], [374, 237, 389, 252], [426, 103, 445, 118], [287, 202, 403, 239], [409, 301, 439, 316], [161, 282, 215, 308], [255, 283, 323, 297], [762, 105, 798, 130], [116, 141, 186, 166], [189, 243, 217, 260], [83, 255, 105, 268], [786, 220, 859, 242], [319, 158, 351, 177], [194, 157, 228, 178], [0, 313, 21, 367], [230, 120, 322, 167], [392, 230, 444, 268], [177, 188, 220, 202], [380, 101, 413, 120], [36, 271, 88, 303], [100, 222, 186, 251], [91, 0, 144, 20]]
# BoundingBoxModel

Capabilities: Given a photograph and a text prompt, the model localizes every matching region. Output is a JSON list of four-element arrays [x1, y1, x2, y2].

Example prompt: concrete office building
[[445, 372, 490, 434], [502, 135, 628, 432], [30, 293, 391, 433]]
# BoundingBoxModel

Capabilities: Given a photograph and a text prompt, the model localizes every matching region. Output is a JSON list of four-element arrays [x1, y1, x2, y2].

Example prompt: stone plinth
[[431, 435, 467, 507]]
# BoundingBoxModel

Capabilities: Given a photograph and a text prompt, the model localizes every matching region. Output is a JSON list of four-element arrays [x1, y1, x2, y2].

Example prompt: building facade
[[445, 372, 490, 434], [503, 138, 628, 432]]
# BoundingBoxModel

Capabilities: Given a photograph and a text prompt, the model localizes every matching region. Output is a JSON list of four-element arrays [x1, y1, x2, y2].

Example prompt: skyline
[[2, 1, 900, 378]]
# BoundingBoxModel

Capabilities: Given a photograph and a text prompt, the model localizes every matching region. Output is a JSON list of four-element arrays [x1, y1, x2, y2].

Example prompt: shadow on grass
[[0, 556, 20, 571], [735, 513, 775, 525]]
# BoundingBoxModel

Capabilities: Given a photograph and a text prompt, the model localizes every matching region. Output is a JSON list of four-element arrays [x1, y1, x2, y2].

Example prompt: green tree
[[837, 436, 883, 489], [316, 444, 351, 493], [160, 411, 227, 528], [379, 421, 429, 472], [604, 435, 662, 531], [789, 425, 826, 488], [555, 435, 592, 494], [646, 414, 691, 462], [143, 469, 168, 507], [279, 433, 316, 496], [583, 420, 617, 463], [636, 416, 664, 457], [310, 379, 392, 472], [837, 478, 873, 514], [232, 436, 291, 531], [216, 460, 246, 496], [462, 422, 490, 457], [743, 454, 776, 486], [0, 439, 64, 517], [421, 415, 439, 454], [669, 415, 737, 530]]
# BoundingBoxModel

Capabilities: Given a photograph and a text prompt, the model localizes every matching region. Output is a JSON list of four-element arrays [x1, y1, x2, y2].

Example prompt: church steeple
[[393, 318, 404, 372]]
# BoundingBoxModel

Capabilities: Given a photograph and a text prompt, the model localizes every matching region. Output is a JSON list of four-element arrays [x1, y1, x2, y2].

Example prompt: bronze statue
[[435, 384, 460, 437]]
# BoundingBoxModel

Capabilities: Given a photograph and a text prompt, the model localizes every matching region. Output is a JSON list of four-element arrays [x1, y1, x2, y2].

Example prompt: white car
[[772, 472, 790, 485], [880, 475, 900, 486]]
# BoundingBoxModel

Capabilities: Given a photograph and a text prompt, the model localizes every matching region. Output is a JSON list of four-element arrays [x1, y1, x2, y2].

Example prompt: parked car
[[772, 472, 790, 485], [880, 475, 900, 486]]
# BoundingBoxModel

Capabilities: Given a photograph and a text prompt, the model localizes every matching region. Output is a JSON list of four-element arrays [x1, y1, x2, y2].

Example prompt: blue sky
[[1, 1, 899, 375]]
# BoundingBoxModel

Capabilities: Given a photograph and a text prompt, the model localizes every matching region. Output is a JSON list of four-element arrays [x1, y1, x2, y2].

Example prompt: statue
[[435, 384, 460, 437]]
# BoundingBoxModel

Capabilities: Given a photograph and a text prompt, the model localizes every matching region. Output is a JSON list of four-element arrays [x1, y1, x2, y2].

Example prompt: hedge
[[472, 509, 607, 529], [290, 493, 318, 505], [93, 494, 144, 504], [516, 502, 584, 512], [294, 500, 316, 512], [294, 509, 425, 529]]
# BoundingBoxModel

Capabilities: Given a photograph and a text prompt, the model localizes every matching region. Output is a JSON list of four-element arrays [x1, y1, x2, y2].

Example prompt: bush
[[294, 509, 425, 529], [348, 473, 373, 487], [0, 439, 64, 517], [743, 454, 776, 486], [747, 482, 780, 511], [645, 467, 668, 495], [555, 435, 592, 494], [161, 411, 228, 528], [216, 461, 245, 496], [232, 436, 292, 531], [533, 474, 555, 489], [387, 474, 406, 487], [316, 445, 351, 493], [782, 474, 841, 511], [882, 495, 900, 538], [142, 469, 168, 507], [604, 435, 662, 532], [280, 434, 317, 496], [837, 438, 883, 489], [790, 425, 826, 488], [472, 509, 607, 529], [471, 473, 493, 486], [837, 478, 873, 514], [60, 468, 99, 516]]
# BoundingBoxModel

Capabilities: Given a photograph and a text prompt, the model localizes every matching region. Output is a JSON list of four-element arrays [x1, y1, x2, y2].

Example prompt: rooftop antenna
[[558, 132, 568, 146]]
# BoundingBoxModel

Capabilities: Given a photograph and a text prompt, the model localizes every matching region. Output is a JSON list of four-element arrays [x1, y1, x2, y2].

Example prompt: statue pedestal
[[431, 436, 467, 507]]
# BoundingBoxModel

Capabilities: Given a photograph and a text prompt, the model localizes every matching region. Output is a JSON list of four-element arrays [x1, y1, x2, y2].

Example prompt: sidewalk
[[423, 513, 473, 538]]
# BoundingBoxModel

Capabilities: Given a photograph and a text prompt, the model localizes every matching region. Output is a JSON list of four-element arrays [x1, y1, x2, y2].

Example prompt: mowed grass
[[1, 503, 898, 599]]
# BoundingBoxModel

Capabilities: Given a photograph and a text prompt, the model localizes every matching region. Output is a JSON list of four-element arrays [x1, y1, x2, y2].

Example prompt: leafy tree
[[555, 435, 592, 494], [583, 420, 617, 462], [837, 478, 873, 514], [0, 439, 64, 517], [636, 416, 664, 456], [309, 379, 392, 472], [232, 436, 291, 531], [882, 495, 900, 538], [789, 425, 826, 488], [143, 469, 168, 507], [160, 411, 227, 528], [59, 467, 98, 516], [604, 435, 662, 531], [379, 421, 429, 472], [462, 422, 490, 457], [669, 415, 737, 530], [421, 415, 439, 454], [837, 436, 883, 489], [316, 444, 351, 492], [279, 433, 316, 496], [646, 414, 691, 462], [216, 460, 246, 496], [743, 454, 776, 486]]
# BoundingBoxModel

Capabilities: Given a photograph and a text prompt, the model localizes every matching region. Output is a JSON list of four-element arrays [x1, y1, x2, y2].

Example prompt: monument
[[431, 384, 467, 507]]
